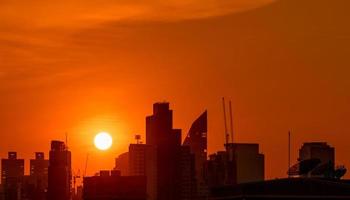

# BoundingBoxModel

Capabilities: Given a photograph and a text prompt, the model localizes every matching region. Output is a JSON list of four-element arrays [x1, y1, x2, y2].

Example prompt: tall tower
[[146, 102, 182, 200], [129, 143, 157, 200], [1, 152, 24, 200], [183, 111, 208, 197], [30, 152, 49, 190], [47, 141, 72, 200]]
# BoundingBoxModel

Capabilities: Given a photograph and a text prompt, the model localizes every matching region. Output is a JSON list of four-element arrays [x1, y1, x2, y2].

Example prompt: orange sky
[[1, 0, 350, 179]]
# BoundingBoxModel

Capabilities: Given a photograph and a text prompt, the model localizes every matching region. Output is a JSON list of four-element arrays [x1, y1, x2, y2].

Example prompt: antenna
[[222, 97, 229, 146], [229, 100, 234, 143], [288, 131, 291, 178]]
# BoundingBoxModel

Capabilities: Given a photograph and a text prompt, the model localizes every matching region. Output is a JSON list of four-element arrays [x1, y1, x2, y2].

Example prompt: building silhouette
[[146, 103, 181, 200], [178, 146, 196, 200], [1, 152, 24, 200], [299, 142, 335, 168], [115, 152, 129, 176], [129, 143, 157, 200], [206, 150, 236, 188], [288, 142, 345, 179], [206, 143, 264, 188], [83, 170, 147, 200], [47, 140, 72, 200], [30, 152, 49, 191], [228, 143, 264, 183], [129, 145, 147, 176], [146, 102, 192, 200], [0, 184, 4, 200], [21, 152, 49, 200], [210, 178, 350, 200], [183, 111, 208, 197]]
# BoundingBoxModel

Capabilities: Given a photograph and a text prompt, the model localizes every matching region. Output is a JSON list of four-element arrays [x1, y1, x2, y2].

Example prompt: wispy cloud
[[0, 0, 274, 28], [0, 0, 274, 88]]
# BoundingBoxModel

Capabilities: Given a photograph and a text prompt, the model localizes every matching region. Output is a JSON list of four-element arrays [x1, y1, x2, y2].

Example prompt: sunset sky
[[1, 0, 350, 179]]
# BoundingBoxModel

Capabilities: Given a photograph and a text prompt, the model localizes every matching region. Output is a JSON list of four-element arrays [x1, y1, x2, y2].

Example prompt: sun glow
[[94, 132, 113, 150]]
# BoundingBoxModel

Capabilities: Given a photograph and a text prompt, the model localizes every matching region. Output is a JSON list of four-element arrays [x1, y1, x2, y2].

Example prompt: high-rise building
[[20, 152, 49, 200], [129, 145, 146, 176], [115, 152, 129, 176], [30, 152, 49, 190], [47, 140, 72, 200], [178, 146, 196, 200], [227, 143, 264, 184], [206, 151, 235, 188], [146, 103, 182, 200], [299, 142, 335, 168], [129, 144, 157, 200], [83, 170, 147, 200], [183, 111, 208, 197], [1, 152, 24, 200], [206, 143, 264, 188]]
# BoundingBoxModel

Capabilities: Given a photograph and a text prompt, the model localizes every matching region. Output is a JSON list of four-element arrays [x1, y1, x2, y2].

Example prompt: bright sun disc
[[94, 132, 113, 150]]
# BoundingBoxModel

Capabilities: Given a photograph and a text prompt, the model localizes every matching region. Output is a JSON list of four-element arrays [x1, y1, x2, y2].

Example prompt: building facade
[[299, 142, 335, 168], [47, 141, 72, 200], [129, 144, 157, 200], [115, 152, 129, 176], [30, 152, 49, 190], [83, 171, 147, 200], [228, 143, 264, 184], [206, 143, 264, 188], [1, 152, 25, 200], [183, 111, 208, 197]]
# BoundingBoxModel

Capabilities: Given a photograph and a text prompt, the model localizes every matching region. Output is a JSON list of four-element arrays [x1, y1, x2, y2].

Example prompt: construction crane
[[222, 97, 230, 146], [84, 154, 89, 177], [222, 97, 235, 145]]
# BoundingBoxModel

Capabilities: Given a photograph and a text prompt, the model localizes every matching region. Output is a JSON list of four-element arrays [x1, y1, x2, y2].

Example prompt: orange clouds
[[0, 0, 274, 28], [1, 0, 350, 178]]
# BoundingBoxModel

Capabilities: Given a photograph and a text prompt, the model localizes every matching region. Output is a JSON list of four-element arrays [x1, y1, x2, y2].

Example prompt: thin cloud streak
[[0, 0, 274, 28]]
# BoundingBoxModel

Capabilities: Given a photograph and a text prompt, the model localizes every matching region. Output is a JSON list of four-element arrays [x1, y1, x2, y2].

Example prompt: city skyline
[[0, 101, 348, 200], [1, 0, 350, 181], [0, 101, 347, 181]]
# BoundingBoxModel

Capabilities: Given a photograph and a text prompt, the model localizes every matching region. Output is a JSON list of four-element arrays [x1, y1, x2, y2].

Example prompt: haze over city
[[1, 0, 350, 183]]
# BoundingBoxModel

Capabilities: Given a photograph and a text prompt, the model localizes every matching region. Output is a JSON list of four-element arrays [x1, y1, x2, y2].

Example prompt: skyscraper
[[129, 143, 157, 200], [227, 143, 265, 184], [47, 141, 72, 200], [206, 143, 264, 188], [129, 145, 146, 176], [30, 152, 49, 190], [183, 111, 207, 197], [206, 151, 236, 188], [146, 103, 182, 200], [178, 146, 196, 200], [1, 152, 24, 200]]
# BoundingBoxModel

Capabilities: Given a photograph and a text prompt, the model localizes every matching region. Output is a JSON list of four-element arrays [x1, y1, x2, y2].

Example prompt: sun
[[94, 132, 113, 151]]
